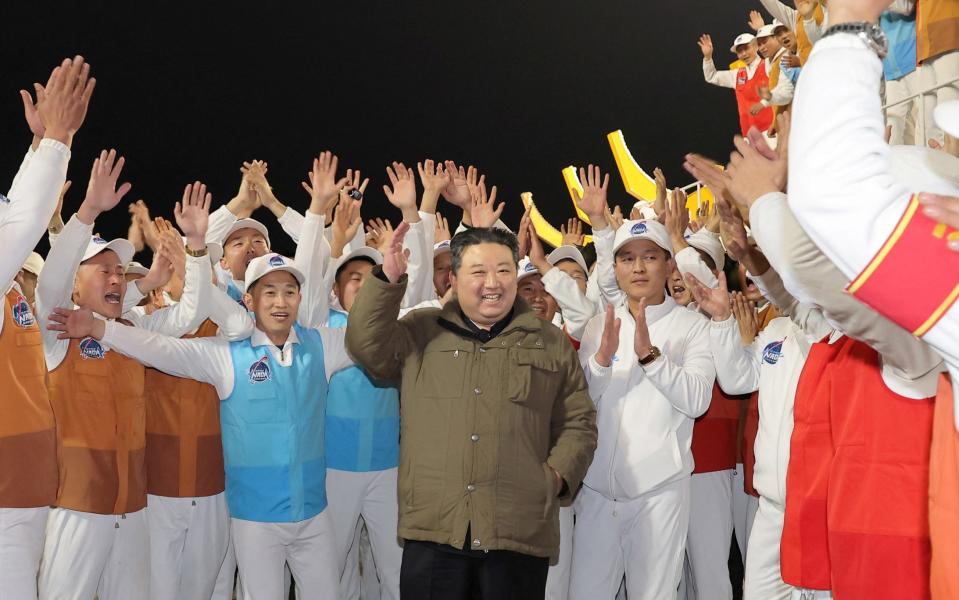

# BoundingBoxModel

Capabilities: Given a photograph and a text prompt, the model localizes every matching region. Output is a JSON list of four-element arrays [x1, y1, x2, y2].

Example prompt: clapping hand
[[685, 272, 732, 321], [382, 221, 412, 284], [593, 305, 622, 368]]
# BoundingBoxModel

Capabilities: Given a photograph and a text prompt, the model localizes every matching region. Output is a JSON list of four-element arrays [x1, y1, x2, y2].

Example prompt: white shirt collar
[[250, 326, 299, 349]]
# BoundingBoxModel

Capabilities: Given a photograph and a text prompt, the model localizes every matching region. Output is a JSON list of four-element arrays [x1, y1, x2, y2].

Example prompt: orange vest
[[735, 61, 775, 137], [929, 374, 959, 598], [781, 335, 848, 590], [48, 334, 147, 514], [0, 289, 58, 507], [797, 4, 825, 64], [767, 53, 791, 133], [145, 319, 225, 498], [691, 385, 744, 474], [826, 340, 932, 599], [917, 0, 959, 63]]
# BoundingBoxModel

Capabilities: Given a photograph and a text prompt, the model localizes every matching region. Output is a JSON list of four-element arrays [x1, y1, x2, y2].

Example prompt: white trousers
[[545, 505, 574, 600], [919, 50, 959, 142], [231, 510, 338, 600], [683, 470, 734, 600], [326, 468, 402, 600], [731, 463, 758, 563], [213, 537, 239, 600], [147, 492, 231, 600], [885, 69, 923, 145], [39, 507, 150, 600], [0, 506, 49, 599], [743, 497, 791, 600], [569, 479, 690, 600]]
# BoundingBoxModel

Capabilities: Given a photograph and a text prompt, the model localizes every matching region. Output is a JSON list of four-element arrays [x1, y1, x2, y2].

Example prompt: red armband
[[847, 195, 959, 336]]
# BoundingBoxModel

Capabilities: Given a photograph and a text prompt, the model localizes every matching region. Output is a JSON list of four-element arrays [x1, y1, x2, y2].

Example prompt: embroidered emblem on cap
[[249, 356, 272, 383], [79, 337, 106, 360], [762, 341, 784, 365], [11, 295, 35, 328], [0, 193, 9, 204], [92, 236, 108, 245], [524, 262, 537, 272], [630, 222, 647, 235], [268, 255, 285, 267]]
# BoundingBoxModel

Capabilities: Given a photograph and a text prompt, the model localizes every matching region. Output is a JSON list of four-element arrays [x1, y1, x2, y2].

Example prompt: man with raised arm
[[0, 54, 94, 599], [700, 32, 774, 136], [346, 221, 597, 599]]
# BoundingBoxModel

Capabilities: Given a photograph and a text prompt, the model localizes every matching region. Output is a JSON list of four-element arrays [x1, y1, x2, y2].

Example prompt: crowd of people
[[2, 0, 959, 599]]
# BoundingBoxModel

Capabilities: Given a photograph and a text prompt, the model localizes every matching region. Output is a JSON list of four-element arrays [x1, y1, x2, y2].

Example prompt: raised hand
[[687, 271, 732, 320], [561, 218, 585, 246], [383, 162, 419, 219], [468, 179, 504, 228], [527, 220, 550, 273], [632, 297, 654, 360], [174, 181, 212, 250], [382, 221, 412, 284], [367, 218, 394, 253], [441, 160, 472, 209], [77, 149, 132, 225], [517, 205, 533, 257], [49, 180, 71, 235], [47, 307, 103, 340], [417, 159, 449, 215], [241, 159, 284, 217], [698, 34, 714, 60], [575, 164, 611, 225], [654, 167, 668, 214], [20, 82, 46, 142], [330, 194, 363, 258], [715, 197, 749, 261], [306, 151, 349, 215], [748, 10, 765, 32], [154, 218, 187, 280], [594, 304, 622, 367], [36, 56, 96, 145], [138, 221, 176, 293], [340, 169, 370, 201], [435, 212, 452, 244], [726, 132, 787, 209], [731, 291, 759, 344], [663, 188, 690, 250], [605, 205, 625, 230], [129, 199, 160, 251]]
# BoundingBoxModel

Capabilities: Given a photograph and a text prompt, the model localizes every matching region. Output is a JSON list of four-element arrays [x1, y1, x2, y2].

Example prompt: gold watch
[[185, 245, 209, 258], [638, 346, 661, 366]]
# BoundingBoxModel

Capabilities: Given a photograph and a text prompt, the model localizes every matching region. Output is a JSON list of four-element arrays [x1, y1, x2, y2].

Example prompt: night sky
[[3, 0, 759, 259]]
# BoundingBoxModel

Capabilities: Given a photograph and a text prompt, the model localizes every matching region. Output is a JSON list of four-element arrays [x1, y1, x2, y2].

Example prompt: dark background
[[3, 0, 758, 259]]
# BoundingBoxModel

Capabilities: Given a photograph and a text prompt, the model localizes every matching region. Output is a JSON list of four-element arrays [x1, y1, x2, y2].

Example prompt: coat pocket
[[418, 340, 472, 399], [508, 349, 559, 409]]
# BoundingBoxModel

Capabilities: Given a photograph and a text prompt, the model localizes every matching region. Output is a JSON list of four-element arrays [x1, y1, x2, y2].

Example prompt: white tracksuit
[[569, 297, 715, 599]]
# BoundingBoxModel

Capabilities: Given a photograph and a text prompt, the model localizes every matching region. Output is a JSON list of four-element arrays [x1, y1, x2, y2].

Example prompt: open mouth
[[481, 293, 502, 303], [104, 292, 121, 304], [672, 284, 686, 295], [270, 311, 290, 321]]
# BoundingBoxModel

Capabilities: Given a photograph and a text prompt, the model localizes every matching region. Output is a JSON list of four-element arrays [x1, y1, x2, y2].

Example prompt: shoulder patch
[[11, 295, 35, 328]]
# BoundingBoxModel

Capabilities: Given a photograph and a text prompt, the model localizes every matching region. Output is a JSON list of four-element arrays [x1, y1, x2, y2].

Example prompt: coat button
[[536, 340, 543, 346], [470, 434, 480, 442], [501, 340, 507, 346], [467, 484, 476, 492], [472, 539, 481, 547], [474, 388, 482, 395], [479, 348, 486, 353]]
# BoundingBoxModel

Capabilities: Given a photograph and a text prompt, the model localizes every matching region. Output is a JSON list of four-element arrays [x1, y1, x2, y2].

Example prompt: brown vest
[[917, 0, 959, 63], [767, 52, 791, 133], [48, 332, 147, 514], [796, 5, 825, 64], [0, 289, 58, 507], [145, 319, 225, 498]]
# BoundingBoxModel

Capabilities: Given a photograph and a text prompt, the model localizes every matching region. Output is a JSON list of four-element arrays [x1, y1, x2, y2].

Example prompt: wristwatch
[[185, 245, 209, 258], [638, 346, 661, 366], [822, 22, 888, 59]]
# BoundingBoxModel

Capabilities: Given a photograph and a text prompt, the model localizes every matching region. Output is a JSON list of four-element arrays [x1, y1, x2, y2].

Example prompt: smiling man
[[218, 218, 271, 302], [346, 225, 597, 600]]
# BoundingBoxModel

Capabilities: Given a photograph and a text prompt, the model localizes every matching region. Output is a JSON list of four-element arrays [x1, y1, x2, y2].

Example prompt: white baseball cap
[[433, 239, 452, 258], [82, 235, 134, 265], [935, 100, 959, 139], [221, 218, 271, 248], [685, 229, 726, 271], [244, 253, 305, 289], [730, 33, 756, 52], [547, 245, 589, 274], [756, 24, 779, 39], [124, 261, 150, 277], [517, 257, 541, 282], [21, 252, 44, 276], [332, 247, 383, 277], [612, 220, 674, 256]]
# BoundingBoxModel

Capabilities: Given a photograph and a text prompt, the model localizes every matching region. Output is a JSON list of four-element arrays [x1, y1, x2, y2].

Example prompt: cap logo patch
[[524, 262, 537, 272], [79, 337, 106, 360], [11, 295, 35, 328], [0, 193, 9, 204], [249, 356, 272, 383], [630, 222, 647, 235], [92, 236, 107, 245], [268, 255, 285, 267], [762, 341, 784, 365]]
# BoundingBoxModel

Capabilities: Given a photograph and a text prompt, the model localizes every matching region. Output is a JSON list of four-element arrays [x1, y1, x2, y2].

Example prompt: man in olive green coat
[[346, 224, 597, 599]]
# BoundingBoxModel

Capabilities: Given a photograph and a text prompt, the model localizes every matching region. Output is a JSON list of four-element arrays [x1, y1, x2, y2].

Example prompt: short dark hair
[[334, 256, 377, 284], [246, 273, 301, 295], [450, 227, 519, 274]]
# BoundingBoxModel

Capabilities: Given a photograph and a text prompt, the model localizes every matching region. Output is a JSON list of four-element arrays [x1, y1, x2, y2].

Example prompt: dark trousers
[[400, 539, 549, 600]]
